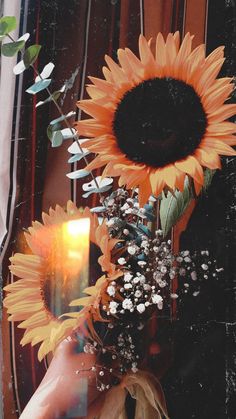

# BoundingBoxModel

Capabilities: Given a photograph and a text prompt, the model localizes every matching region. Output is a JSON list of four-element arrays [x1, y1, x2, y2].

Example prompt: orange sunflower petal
[[138, 179, 152, 207], [202, 138, 236, 155], [195, 148, 222, 170], [76, 34, 236, 202], [175, 156, 204, 185], [3, 202, 116, 360]]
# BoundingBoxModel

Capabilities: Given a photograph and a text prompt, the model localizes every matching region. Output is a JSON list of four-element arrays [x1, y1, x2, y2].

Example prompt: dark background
[[1, 0, 236, 418]]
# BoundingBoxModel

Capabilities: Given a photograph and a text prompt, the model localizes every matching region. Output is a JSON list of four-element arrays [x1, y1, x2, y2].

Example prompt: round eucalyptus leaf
[[26, 79, 51, 95], [13, 59, 26, 75], [0, 16, 17, 37], [18, 33, 30, 42], [51, 131, 64, 148], [35, 62, 55, 82], [68, 152, 90, 164], [1, 40, 25, 57], [23, 44, 41, 68], [66, 169, 90, 180]]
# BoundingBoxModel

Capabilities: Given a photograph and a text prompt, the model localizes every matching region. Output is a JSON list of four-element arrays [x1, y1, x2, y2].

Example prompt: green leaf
[[35, 62, 54, 82], [50, 111, 76, 125], [23, 44, 41, 68], [51, 131, 64, 147], [26, 79, 51, 94], [66, 169, 90, 180], [82, 184, 112, 198], [47, 123, 61, 140], [60, 128, 77, 140], [1, 40, 25, 57], [13, 60, 26, 75], [0, 16, 17, 38], [18, 33, 30, 42], [203, 168, 216, 192], [160, 179, 192, 237], [50, 128, 77, 147], [36, 90, 62, 108], [68, 152, 90, 164]]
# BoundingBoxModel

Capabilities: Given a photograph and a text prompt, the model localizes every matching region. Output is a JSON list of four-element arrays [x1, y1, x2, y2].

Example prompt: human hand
[[19, 339, 103, 419]]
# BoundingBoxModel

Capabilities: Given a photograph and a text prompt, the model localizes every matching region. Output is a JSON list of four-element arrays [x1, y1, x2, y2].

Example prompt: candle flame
[[64, 218, 91, 239], [61, 217, 90, 283]]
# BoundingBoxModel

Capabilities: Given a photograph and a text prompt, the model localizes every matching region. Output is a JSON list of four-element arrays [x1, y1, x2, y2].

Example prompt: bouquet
[[1, 16, 235, 418]]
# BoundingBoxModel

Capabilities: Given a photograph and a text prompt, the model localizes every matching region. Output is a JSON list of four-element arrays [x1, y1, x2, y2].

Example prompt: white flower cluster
[[106, 269, 164, 317], [96, 188, 224, 380]]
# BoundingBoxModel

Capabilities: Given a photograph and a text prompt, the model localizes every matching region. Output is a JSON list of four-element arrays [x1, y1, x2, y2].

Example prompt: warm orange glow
[[63, 218, 90, 248], [64, 218, 91, 240], [61, 218, 90, 278]]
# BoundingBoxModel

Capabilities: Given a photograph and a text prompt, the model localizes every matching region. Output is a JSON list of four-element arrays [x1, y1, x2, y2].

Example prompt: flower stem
[[7, 33, 103, 200]]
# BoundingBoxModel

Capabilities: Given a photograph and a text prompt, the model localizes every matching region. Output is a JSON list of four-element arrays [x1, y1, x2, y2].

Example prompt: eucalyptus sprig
[[0, 15, 111, 201]]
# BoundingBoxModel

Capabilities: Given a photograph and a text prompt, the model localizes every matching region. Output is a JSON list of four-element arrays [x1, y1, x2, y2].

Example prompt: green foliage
[[47, 123, 61, 141], [160, 169, 216, 236], [36, 90, 62, 108], [13, 59, 26, 75], [160, 180, 192, 237], [0, 16, 17, 40], [35, 62, 54, 82], [23, 44, 41, 68], [66, 169, 90, 180], [26, 79, 51, 94], [1, 40, 25, 56], [50, 111, 76, 126], [68, 152, 90, 163], [51, 131, 64, 147], [203, 168, 216, 191], [82, 184, 113, 198]]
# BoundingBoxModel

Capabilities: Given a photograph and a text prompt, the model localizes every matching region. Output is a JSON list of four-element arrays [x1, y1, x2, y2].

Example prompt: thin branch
[[7, 33, 103, 201]]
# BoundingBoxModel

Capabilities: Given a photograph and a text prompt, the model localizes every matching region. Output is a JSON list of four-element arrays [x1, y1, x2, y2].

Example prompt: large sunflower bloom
[[3, 201, 120, 360], [77, 33, 236, 206]]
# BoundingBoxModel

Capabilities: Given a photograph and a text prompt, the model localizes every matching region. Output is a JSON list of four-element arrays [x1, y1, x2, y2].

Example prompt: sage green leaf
[[35, 62, 55, 82], [1, 40, 25, 57], [50, 111, 76, 125], [203, 168, 216, 191], [160, 179, 192, 237], [13, 59, 26, 75], [68, 139, 88, 154], [36, 90, 62, 108], [26, 79, 51, 94], [51, 131, 64, 147], [23, 44, 41, 68], [0, 16, 17, 38], [18, 33, 30, 42], [60, 128, 77, 140], [68, 152, 90, 163], [51, 129, 77, 147], [82, 184, 112, 198], [47, 123, 61, 140], [66, 169, 90, 180]]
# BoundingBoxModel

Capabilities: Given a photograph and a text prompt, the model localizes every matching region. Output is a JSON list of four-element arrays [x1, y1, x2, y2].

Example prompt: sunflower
[[76, 33, 236, 206], [67, 270, 123, 343], [3, 201, 120, 361]]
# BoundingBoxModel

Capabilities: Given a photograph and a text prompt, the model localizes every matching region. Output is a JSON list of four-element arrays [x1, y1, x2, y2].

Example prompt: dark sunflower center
[[41, 243, 103, 319], [113, 77, 207, 167]]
